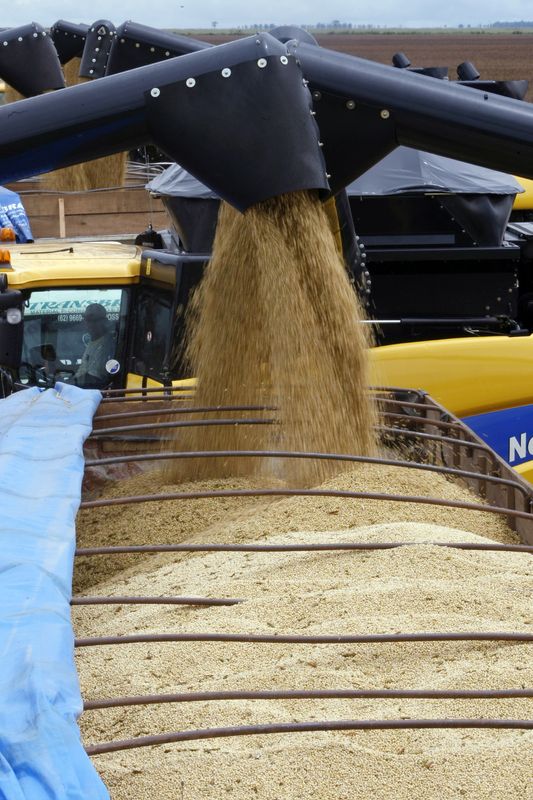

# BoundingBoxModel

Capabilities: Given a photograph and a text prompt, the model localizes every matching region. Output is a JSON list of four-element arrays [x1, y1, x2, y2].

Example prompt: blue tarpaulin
[[0, 187, 33, 243], [0, 383, 109, 799]]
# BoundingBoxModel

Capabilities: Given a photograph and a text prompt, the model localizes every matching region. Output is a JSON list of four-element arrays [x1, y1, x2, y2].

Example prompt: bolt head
[[186, 78, 196, 88], [150, 87, 160, 98], [380, 109, 390, 119], [257, 58, 267, 68]]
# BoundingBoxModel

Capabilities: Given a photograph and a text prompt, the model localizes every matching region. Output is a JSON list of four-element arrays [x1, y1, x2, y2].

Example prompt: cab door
[[127, 251, 206, 388]]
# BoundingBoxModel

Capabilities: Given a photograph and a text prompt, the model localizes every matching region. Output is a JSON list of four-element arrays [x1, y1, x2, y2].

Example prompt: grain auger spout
[[286, 39, 533, 193], [0, 33, 329, 211], [0, 22, 65, 97], [4, 27, 533, 210]]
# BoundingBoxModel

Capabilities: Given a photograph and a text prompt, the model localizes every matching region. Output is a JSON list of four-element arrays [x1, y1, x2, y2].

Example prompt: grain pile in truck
[[74, 443, 533, 799]]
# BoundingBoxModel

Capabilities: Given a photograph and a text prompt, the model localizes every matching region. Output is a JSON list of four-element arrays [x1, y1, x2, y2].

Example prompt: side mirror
[[0, 286, 24, 369]]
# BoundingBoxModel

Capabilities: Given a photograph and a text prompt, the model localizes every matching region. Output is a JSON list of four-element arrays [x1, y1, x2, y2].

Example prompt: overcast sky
[[4, 0, 533, 29]]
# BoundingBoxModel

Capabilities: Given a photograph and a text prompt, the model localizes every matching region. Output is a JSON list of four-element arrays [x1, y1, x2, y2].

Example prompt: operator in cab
[[72, 303, 115, 389]]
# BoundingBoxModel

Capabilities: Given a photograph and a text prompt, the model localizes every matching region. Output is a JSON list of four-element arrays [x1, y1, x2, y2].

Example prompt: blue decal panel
[[0, 186, 33, 243], [463, 404, 533, 466]]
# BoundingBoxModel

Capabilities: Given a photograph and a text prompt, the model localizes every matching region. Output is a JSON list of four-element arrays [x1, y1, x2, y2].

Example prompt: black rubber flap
[[50, 20, 89, 64], [312, 90, 396, 195], [0, 23, 65, 96], [107, 21, 209, 75], [162, 196, 220, 252], [79, 20, 116, 79], [146, 54, 329, 211]]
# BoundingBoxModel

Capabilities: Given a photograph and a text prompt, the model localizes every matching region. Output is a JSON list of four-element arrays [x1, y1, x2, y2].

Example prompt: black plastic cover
[[79, 20, 116, 79], [440, 193, 515, 247], [106, 21, 210, 75], [0, 23, 65, 97], [145, 50, 328, 211], [162, 196, 219, 252], [50, 20, 89, 64]]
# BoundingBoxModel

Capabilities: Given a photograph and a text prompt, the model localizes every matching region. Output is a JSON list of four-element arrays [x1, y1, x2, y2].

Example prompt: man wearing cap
[[72, 303, 116, 388]]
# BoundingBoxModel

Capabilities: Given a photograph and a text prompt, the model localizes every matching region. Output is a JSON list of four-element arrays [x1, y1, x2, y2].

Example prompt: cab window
[[20, 287, 129, 389]]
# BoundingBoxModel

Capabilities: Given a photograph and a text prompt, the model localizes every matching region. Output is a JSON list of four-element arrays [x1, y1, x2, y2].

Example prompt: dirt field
[[209, 33, 533, 101]]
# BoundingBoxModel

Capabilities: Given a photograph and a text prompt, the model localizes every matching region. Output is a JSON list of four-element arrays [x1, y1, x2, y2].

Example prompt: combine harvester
[[0, 30, 532, 797]]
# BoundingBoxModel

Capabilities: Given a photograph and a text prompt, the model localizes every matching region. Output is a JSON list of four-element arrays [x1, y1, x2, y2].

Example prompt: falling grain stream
[[74, 192, 532, 798]]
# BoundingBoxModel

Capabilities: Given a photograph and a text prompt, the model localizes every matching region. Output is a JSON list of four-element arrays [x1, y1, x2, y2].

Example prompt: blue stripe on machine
[[463, 404, 533, 466]]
